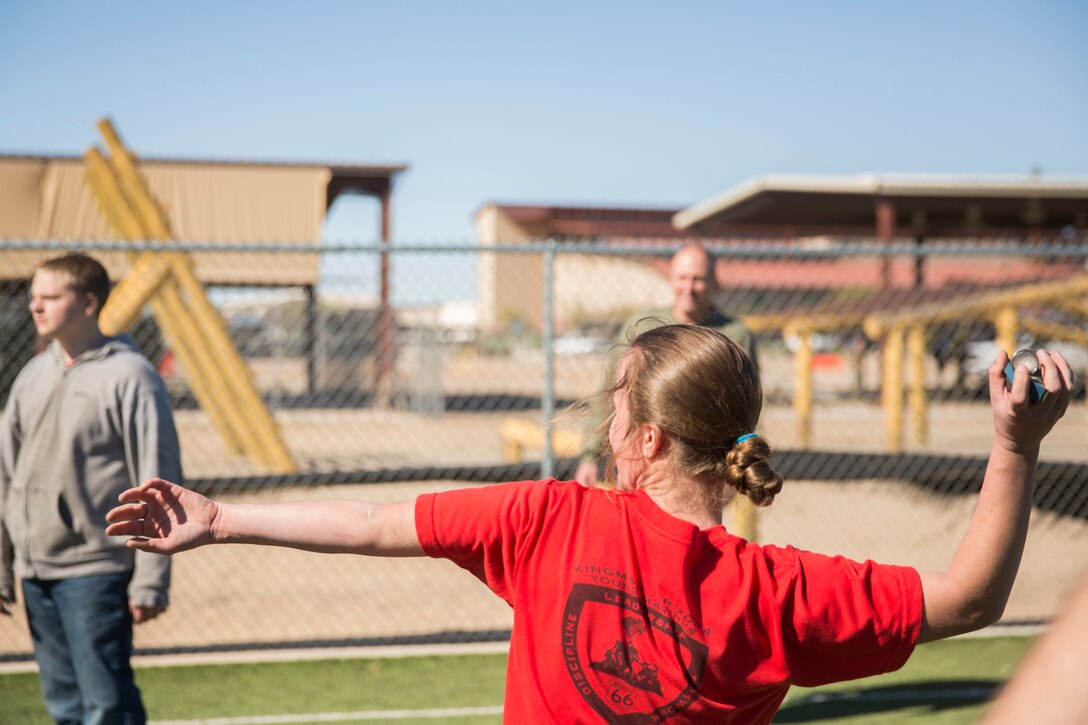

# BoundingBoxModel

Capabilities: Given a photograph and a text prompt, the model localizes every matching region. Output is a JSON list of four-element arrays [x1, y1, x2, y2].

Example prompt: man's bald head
[[668, 243, 718, 324]]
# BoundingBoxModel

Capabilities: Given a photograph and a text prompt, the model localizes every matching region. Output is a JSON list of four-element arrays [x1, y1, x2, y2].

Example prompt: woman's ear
[[640, 423, 665, 460]]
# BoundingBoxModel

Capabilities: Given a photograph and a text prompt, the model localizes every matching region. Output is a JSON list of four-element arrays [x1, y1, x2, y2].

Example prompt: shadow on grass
[[774, 679, 1001, 722]]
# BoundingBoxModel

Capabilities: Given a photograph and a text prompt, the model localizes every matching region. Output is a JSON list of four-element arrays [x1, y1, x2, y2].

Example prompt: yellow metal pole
[[908, 325, 927, 446], [994, 306, 1019, 358], [882, 327, 905, 453], [793, 327, 813, 449]]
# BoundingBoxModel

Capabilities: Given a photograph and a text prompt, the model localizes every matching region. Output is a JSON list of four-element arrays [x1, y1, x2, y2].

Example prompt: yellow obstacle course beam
[[907, 325, 927, 446], [85, 149, 245, 456], [156, 281, 256, 456], [993, 306, 1019, 364], [86, 118, 296, 473], [744, 311, 868, 335], [863, 275, 1088, 338], [1019, 315, 1088, 444], [750, 312, 868, 451], [782, 321, 814, 449], [864, 275, 1088, 452], [96, 119, 171, 240], [499, 418, 582, 464], [99, 119, 295, 472], [1052, 296, 1088, 319], [1020, 316, 1088, 347], [169, 256, 296, 471], [881, 326, 905, 453], [746, 276, 1088, 456], [97, 252, 173, 333]]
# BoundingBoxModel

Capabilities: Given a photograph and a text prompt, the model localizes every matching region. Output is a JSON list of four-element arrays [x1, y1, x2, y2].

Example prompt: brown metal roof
[[0, 152, 407, 207], [0, 152, 405, 175], [478, 203, 684, 239], [674, 174, 1088, 237]]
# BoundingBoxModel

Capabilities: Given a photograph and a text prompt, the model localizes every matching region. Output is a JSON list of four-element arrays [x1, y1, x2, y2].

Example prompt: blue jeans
[[22, 573, 146, 725]]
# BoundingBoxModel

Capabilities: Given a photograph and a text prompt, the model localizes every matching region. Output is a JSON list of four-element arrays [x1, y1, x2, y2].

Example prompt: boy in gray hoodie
[[0, 253, 181, 725]]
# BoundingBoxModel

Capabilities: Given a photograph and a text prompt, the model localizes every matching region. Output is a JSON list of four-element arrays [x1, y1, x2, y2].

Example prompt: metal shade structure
[[673, 173, 1088, 238]]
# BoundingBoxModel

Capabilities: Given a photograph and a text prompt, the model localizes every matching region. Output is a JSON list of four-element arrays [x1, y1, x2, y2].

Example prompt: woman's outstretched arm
[[105, 478, 423, 557], [917, 349, 1073, 643]]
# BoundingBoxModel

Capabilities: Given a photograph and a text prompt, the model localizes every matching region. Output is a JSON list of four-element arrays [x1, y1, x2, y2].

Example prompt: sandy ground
[[176, 350, 1088, 479], [1, 477, 1085, 658]]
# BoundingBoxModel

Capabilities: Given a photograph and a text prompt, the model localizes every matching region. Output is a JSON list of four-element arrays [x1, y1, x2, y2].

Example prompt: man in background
[[0, 254, 181, 725], [576, 242, 757, 486]]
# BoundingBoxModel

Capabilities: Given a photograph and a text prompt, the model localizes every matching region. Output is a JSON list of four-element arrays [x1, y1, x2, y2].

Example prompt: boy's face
[[29, 270, 96, 341]]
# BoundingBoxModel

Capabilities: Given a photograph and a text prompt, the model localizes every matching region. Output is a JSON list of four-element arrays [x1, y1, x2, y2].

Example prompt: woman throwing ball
[[106, 324, 1073, 724]]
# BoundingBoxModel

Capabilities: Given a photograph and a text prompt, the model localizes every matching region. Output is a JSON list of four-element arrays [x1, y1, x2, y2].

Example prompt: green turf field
[[0, 635, 1035, 724]]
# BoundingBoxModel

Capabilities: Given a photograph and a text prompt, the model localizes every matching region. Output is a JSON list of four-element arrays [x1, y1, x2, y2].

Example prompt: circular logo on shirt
[[563, 583, 708, 723]]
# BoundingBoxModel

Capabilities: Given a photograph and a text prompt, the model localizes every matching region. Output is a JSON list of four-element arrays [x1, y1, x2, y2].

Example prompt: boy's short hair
[[37, 254, 112, 312]]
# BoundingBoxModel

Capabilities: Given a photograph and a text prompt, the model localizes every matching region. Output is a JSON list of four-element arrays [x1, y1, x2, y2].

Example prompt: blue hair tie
[[735, 433, 757, 444]]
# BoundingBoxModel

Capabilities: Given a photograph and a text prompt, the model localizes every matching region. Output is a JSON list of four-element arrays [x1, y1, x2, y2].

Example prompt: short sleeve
[[774, 548, 923, 686], [415, 480, 555, 604]]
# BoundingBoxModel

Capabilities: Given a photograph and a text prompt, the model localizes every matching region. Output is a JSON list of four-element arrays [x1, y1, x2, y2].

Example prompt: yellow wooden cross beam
[[84, 118, 297, 474]]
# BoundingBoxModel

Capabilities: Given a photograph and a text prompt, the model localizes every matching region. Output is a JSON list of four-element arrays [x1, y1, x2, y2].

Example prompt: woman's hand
[[106, 478, 220, 554], [989, 349, 1074, 455]]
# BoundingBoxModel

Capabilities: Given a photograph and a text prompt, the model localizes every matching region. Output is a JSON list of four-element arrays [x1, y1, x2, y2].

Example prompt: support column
[[913, 234, 926, 288], [876, 200, 896, 289]]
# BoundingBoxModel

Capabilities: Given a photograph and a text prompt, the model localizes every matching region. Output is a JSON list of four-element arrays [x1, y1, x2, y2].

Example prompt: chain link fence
[[1, 238, 1087, 658]]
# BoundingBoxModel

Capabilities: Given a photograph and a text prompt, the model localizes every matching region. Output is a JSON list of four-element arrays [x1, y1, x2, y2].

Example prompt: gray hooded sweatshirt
[[0, 336, 181, 608]]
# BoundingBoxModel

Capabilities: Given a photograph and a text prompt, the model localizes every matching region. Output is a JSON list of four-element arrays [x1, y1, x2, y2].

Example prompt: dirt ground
[[1, 476, 1085, 658], [2, 348, 1086, 657]]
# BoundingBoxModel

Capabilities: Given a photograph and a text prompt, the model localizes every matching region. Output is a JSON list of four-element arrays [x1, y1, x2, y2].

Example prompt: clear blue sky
[[2, 0, 1086, 244]]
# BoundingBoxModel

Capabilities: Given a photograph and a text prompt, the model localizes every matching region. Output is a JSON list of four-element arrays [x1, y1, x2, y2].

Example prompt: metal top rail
[[2, 237, 1087, 257]]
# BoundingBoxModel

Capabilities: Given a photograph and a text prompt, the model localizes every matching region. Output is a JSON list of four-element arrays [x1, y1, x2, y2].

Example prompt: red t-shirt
[[416, 480, 923, 724]]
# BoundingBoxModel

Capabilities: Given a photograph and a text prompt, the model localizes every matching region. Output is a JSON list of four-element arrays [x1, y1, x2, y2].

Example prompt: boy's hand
[[989, 349, 1073, 455], [130, 603, 166, 624]]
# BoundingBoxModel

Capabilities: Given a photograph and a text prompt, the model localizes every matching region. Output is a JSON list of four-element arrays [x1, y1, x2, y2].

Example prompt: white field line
[[150, 704, 503, 724], [0, 641, 512, 674]]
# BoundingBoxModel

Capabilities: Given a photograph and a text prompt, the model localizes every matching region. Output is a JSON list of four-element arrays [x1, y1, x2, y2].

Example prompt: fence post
[[541, 240, 557, 479]]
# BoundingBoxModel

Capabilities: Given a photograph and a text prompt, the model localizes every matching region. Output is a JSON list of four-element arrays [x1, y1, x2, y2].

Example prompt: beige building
[[0, 153, 406, 285], [0, 153, 406, 399], [474, 203, 687, 332], [475, 175, 1088, 333]]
